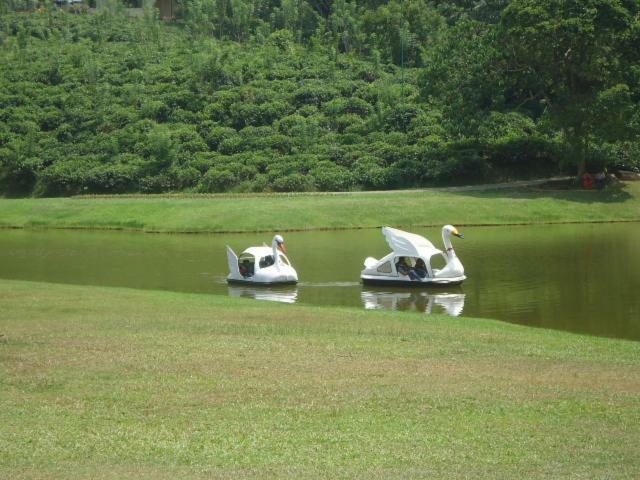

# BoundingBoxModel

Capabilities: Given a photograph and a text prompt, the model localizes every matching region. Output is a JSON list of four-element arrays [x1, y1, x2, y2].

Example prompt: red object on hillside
[[581, 172, 594, 189]]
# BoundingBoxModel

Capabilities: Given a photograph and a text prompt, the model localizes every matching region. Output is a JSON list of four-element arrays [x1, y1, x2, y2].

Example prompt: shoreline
[[1, 217, 640, 235]]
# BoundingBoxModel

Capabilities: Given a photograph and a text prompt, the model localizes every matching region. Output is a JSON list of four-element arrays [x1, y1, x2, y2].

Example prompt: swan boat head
[[443, 224, 464, 239], [272, 234, 287, 254]]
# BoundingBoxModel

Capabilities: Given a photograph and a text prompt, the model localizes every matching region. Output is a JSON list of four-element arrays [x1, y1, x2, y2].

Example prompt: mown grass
[[1, 183, 639, 233], [1, 279, 639, 479]]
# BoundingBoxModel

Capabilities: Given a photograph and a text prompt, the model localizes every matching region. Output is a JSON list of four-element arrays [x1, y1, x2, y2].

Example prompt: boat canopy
[[382, 226, 443, 260], [243, 246, 273, 258]]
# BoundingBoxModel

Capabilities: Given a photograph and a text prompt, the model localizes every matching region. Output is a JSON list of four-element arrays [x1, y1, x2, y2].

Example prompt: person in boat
[[396, 257, 420, 281], [239, 259, 253, 277], [414, 258, 428, 279], [260, 255, 275, 268]]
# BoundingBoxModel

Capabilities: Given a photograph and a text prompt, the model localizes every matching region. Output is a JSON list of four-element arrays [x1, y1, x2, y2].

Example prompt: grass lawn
[[1, 279, 639, 479], [1, 183, 639, 233]]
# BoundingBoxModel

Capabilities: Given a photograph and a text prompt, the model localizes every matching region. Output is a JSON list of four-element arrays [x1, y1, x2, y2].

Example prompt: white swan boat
[[360, 225, 466, 286], [227, 235, 298, 285]]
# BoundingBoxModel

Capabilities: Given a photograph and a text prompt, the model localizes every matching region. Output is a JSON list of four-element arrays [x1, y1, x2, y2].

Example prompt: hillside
[[1, 1, 638, 196]]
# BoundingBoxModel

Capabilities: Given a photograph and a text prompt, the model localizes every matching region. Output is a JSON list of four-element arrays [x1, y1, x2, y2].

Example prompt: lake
[[0, 223, 638, 340]]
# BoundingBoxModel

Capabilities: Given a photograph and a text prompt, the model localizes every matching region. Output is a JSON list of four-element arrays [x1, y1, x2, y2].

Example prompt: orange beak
[[278, 243, 287, 254]]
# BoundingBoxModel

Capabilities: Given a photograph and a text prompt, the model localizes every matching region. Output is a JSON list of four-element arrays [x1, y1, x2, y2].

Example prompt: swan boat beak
[[278, 242, 287, 254], [452, 228, 464, 239]]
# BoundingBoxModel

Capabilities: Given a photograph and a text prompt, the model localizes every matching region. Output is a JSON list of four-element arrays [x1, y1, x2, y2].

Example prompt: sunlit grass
[[1, 183, 639, 233], [1, 279, 639, 479]]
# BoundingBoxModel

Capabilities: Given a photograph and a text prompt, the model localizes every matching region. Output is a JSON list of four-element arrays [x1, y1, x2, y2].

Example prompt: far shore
[[1, 183, 639, 234]]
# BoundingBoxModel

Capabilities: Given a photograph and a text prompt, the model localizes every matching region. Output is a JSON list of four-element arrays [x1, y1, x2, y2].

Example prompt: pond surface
[[0, 223, 639, 340]]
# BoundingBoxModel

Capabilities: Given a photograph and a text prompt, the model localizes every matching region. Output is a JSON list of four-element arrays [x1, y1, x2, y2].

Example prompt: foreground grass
[[1, 279, 639, 479], [1, 183, 639, 233]]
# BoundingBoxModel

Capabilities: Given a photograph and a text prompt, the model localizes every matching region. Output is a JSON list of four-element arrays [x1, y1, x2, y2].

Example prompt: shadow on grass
[[447, 184, 635, 204]]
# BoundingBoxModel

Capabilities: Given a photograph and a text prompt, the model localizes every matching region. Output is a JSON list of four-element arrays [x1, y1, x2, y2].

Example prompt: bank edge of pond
[[2, 218, 640, 236], [1, 278, 639, 478], [1, 183, 639, 234]]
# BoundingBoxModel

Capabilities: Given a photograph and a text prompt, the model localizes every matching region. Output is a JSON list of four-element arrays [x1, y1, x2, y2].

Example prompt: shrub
[[171, 166, 201, 189], [140, 100, 170, 122], [198, 168, 237, 192], [171, 124, 208, 154], [272, 173, 314, 192], [311, 163, 354, 191], [139, 173, 177, 193], [203, 126, 238, 150], [0, 151, 42, 196], [425, 143, 491, 184], [34, 157, 99, 196], [384, 103, 423, 131], [145, 125, 176, 172], [292, 83, 339, 107], [353, 156, 390, 189], [84, 163, 141, 193], [323, 97, 373, 117]]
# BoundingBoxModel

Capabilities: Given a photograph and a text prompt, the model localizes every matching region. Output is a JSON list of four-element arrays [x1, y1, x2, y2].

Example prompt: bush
[[144, 125, 176, 172], [34, 157, 99, 196], [172, 166, 201, 189], [311, 163, 354, 191], [198, 168, 237, 192], [292, 83, 339, 107], [353, 156, 390, 189], [424, 143, 491, 184], [140, 100, 170, 122], [323, 97, 373, 117], [202, 126, 238, 150], [84, 163, 141, 193], [139, 173, 177, 193], [0, 152, 42, 196], [272, 173, 314, 192]]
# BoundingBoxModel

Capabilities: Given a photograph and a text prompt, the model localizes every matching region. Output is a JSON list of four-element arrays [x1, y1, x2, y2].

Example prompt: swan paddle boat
[[360, 225, 466, 286], [226, 235, 298, 285]]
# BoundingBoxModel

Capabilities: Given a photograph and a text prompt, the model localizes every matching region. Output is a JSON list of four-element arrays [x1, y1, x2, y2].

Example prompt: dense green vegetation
[[0, 1, 639, 196], [2, 278, 639, 478], [1, 182, 639, 232]]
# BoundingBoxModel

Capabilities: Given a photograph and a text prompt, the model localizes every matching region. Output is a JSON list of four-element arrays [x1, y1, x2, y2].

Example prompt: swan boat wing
[[226, 246, 240, 277], [382, 226, 440, 258]]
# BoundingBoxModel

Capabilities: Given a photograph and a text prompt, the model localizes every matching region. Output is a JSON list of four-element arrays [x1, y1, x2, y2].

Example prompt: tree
[[499, 0, 640, 178]]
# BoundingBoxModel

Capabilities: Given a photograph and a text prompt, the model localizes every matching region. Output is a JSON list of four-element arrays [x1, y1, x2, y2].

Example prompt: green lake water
[[0, 223, 638, 340]]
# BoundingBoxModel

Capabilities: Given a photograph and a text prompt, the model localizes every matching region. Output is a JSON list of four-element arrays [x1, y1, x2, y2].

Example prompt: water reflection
[[361, 288, 466, 316], [227, 285, 299, 304]]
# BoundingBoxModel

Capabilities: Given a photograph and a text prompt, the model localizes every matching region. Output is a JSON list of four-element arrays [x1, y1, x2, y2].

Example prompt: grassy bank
[[1, 279, 639, 478], [1, 183, 640, 233]]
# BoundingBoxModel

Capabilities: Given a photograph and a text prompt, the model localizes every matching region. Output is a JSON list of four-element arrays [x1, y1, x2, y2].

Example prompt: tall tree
[[499, 0, 640, 178]]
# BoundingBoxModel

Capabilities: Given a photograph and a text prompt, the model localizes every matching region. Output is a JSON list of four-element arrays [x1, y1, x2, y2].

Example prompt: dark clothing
[[407, 270, 421, 281], [396, 259, 421, 281], [414, 260, 427, 279], [239, 260, 254, 277], [259, 255, 275, 268], [396, 260, 410, 276]]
